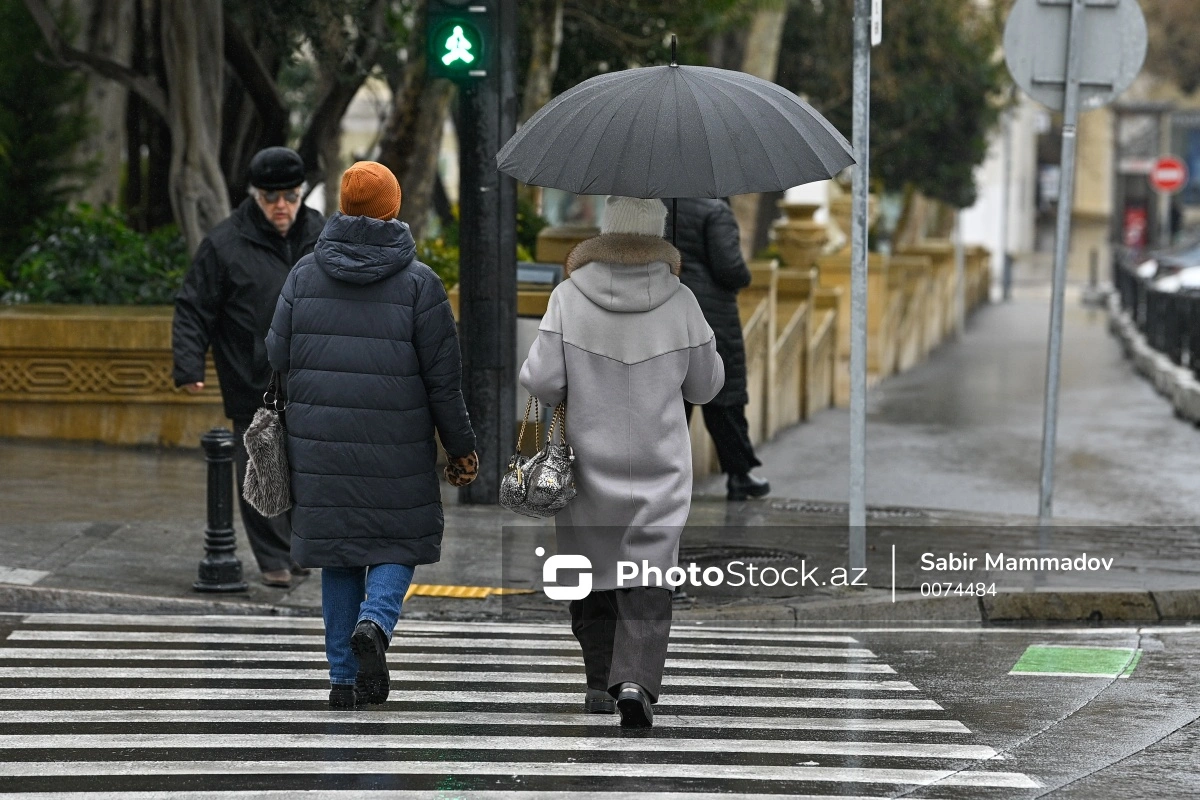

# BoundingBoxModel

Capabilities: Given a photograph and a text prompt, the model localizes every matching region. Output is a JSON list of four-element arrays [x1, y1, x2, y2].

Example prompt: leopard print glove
[[445, 450, 479, 487]]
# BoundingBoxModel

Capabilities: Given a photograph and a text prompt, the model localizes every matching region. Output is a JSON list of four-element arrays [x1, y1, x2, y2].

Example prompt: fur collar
[[564, 234, 681, 277]]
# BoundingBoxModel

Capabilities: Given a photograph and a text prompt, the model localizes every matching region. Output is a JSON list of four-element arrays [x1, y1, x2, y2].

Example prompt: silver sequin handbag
[[500, 396, 577, 518], [243, 371, 293, 517]]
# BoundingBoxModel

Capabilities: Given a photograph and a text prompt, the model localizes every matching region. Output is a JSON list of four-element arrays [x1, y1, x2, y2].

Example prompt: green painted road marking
[[1009, 645, 1142, 679]]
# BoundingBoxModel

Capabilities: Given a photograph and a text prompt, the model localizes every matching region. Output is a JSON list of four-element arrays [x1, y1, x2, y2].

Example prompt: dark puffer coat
[[265, 213, 475, 568], [173, 197, 324, 420], [664, 198, 752, 406]]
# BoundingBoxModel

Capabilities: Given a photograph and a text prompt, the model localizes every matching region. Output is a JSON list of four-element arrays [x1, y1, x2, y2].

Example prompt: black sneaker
[[616, 682, 653, 728], [328, 684, 357, 710], [584, 687, 615, 714], [350, 619, 390, 705], [727, 472, 770, 501]]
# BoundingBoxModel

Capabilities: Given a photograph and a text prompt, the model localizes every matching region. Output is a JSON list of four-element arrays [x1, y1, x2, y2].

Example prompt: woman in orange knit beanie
[[267, 160, 479, 709]]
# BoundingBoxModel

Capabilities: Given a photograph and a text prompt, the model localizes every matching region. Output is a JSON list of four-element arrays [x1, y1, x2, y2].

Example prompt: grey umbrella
[[496, 57, 855, 200]]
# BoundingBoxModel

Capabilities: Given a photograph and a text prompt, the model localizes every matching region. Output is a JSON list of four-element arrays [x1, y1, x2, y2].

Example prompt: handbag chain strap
[[546, 402, 568, 446], [514, 395, 542, 456]]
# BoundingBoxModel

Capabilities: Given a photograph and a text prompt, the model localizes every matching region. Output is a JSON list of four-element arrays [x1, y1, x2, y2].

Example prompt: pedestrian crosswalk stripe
[[20, 615, 862, 642], [0, 709, 972, 733], [0, 613, 1038, 795], [0, 687, 943, 709], [0, 758, 1040, 788], [0, 667, 917, 691], [5, 631, 876, 658], [0, 792, 895, 800], [0, 649, 896, 673], [0, 733, 998, 759]]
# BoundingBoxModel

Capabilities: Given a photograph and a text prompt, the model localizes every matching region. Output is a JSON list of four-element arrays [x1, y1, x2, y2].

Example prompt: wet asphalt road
[[0, 612, 1195, 798], [703, 289, 1200, 524]]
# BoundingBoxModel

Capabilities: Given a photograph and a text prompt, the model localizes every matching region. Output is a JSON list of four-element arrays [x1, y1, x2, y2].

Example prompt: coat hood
[[314, 213, 416, 285], [564, 233, 683, 313]]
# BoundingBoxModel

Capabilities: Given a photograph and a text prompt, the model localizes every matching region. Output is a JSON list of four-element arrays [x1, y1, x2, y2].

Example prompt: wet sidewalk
[[701, 286, 1200, 524], [2, 286, 1200, 623]]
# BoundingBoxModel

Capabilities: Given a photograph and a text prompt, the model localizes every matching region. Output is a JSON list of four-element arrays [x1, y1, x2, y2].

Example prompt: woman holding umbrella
[[519, 196, 724, 728]]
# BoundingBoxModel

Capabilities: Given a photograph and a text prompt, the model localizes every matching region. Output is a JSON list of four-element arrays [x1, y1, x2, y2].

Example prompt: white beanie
[[601, 196, 667, 237]]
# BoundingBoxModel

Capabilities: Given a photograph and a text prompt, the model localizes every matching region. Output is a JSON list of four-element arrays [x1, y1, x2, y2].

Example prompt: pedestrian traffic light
[[427, 0, 492, 81]]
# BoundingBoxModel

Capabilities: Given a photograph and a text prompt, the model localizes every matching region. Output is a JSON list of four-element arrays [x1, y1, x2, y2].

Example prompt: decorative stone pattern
[[0, 306, 225, 446], [0, 352, 181, 400]]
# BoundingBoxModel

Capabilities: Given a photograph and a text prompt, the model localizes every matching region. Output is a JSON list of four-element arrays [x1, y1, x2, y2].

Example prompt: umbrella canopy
[[497, 64, 855, 198]]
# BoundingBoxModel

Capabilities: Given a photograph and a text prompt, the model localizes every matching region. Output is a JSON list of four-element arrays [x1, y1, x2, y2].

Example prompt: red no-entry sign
[[1150, 156, 1189, 194]]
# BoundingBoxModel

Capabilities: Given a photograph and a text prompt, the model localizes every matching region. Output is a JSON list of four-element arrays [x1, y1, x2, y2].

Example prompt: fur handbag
[[243, 371, 292, 517]]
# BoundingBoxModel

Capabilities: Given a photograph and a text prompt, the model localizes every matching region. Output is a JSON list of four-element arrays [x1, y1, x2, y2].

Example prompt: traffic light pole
[[457, 0, 517, 504]]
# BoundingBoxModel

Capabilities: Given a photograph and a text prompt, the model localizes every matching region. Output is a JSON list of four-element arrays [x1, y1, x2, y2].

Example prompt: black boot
[[616, 682, 654, 728], [328, 684, 357, 710], [351, 619, 390, 705], [727, 472, 770, 501], [584, 687, 615, 714]]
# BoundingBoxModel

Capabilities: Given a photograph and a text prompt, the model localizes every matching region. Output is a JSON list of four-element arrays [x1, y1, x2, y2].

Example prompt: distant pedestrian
[[665, 198, 771, 501], [266, 161, 478, 711], [173, 146, 325, 588], [520, 196, 724, 728]]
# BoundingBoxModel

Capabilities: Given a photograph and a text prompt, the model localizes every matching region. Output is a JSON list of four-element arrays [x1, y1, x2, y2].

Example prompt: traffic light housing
[[427, 0, 492, 81]]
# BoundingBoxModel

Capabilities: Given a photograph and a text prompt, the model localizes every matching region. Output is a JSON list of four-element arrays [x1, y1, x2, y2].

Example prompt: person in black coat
[[266, 161, 478, 710], [172, 147, 325, 587], [665, 197, 770, 501]]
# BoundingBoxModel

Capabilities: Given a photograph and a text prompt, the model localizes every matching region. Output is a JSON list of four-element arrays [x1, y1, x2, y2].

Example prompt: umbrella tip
[[670, 34, 678, 67]]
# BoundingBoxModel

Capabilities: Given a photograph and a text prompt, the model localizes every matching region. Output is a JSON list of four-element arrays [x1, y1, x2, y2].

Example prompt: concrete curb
[[7, 583, 1194, 623], [0, 585, 319, 617], [1109, 296, 1200, 424]]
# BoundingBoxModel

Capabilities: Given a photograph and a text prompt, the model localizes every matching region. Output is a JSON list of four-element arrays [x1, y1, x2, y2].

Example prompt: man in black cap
[[173, 146, 325, 588]]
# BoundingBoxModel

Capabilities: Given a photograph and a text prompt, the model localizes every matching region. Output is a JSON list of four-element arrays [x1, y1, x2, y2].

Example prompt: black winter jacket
[[172, 198, 324, 419], [266, 214, 475, 568], [664, 198, 752, 406]]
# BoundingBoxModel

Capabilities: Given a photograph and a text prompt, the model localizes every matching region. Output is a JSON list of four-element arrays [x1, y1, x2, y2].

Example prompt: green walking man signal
[[442, 26, 475, 66], [427, 1, 490, 81]]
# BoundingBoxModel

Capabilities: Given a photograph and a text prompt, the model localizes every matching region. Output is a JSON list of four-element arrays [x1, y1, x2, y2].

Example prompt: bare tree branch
[[21, 0, 168, 120]]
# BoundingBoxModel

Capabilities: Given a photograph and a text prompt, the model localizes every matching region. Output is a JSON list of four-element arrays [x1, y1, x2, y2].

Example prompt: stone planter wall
[[0, 306, 225, 447]]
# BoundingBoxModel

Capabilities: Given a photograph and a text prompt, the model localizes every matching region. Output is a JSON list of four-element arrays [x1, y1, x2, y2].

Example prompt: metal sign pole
[[954, 210, 966, 334], [849, 0, 871, 569], [1000, 109, 1014, 301], [1037, 0, 1087, 524]]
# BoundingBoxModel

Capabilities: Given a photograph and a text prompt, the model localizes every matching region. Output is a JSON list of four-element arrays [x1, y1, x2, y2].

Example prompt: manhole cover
[[678, 544, 803, 567]]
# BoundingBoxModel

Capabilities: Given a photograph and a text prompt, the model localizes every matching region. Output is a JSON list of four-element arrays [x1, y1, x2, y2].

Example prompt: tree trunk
[[377, 5, 456, 241], [730, 4, 788, 260], [520, 0, 564, 125], [160, 0, 229, 252], [72, 0, 134, 208], [296, 0, 387, 212]]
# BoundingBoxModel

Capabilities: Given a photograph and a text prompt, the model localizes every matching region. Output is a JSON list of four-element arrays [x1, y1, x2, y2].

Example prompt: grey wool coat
[[519, 233, 725, 591], [265, 214, 475, 569]]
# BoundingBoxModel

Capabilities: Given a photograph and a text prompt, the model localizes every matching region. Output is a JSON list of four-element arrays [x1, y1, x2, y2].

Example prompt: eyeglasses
[[258, 189, 301, 204]]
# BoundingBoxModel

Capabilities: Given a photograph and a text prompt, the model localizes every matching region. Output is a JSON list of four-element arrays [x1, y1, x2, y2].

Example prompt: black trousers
[[232, 418, 293, 572], [684, 401, 762, 476], [569, 587, 672, 702]]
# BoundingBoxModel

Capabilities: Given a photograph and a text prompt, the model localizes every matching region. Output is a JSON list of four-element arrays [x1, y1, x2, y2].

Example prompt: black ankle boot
[[351, 619, 390, 705], [329, 684, 357, 710], [727, 472, 770, 501]]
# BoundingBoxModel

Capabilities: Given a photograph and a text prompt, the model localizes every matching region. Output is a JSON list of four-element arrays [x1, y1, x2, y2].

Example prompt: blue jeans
[[321, 564, 416, 685]]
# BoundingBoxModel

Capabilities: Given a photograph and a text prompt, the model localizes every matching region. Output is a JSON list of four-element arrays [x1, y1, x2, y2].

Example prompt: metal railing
[[1114, 257, 1200, 379]]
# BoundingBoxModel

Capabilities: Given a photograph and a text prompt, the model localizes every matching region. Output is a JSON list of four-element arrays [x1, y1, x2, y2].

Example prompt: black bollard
[[194, 428, 248, 592]]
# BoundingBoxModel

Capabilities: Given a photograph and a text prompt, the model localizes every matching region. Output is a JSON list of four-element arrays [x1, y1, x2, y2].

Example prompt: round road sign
[[1004, 0, 1147, 112], [1150, 156, 1189, 194]]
